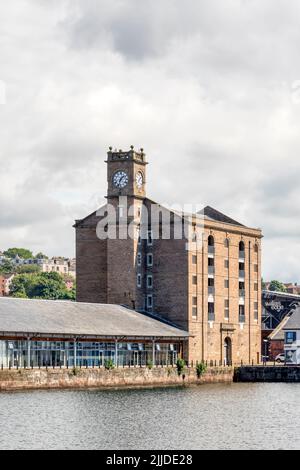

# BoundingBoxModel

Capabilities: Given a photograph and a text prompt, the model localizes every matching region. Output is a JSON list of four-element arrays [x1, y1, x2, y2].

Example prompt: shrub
[[104, 359, 115, 370], [146, 360, 153, 370], [196, 362, 207, 378], [176, 358, 186, 376], [72, 367, 80, 376]]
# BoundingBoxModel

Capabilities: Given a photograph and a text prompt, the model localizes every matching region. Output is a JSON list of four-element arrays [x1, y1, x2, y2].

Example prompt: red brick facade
[[75, 148, 262, 364]]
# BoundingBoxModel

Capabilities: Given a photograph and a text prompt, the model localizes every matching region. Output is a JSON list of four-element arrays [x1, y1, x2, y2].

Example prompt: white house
[[283, 307, 300, 364]]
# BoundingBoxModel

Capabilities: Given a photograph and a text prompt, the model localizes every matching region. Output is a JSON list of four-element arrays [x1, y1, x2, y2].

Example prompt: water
[[0, 383, 299, 450]]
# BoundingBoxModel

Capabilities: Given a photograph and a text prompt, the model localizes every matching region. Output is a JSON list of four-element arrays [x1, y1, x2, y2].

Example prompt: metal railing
[[1, 359, 293, 370]]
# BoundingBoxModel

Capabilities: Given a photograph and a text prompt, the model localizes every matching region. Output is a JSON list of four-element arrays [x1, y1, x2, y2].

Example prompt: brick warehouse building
[[75, 147, 263, 364]]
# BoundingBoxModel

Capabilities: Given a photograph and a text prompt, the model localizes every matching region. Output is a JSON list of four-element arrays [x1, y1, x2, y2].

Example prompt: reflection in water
[[0, 383, 299, 450]]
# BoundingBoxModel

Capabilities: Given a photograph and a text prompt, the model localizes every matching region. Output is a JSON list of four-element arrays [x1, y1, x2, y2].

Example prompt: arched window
[[224, 238, 230, 248], [239, 241, 245, 252], [208, 235, 215, 255], [208, 235, 214, 246]]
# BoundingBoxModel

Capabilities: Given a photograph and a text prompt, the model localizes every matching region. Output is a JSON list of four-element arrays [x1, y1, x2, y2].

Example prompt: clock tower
[[106, 146, 147, 200], [106, 146, 147, 309]]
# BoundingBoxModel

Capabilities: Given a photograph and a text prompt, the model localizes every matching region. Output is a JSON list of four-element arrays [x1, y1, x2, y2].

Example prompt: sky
[[1, 0, 300, 282]]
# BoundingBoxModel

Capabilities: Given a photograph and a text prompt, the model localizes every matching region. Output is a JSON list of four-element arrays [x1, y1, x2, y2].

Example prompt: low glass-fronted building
[[0, 340, 178, 368], [0, 298, 188, 368]]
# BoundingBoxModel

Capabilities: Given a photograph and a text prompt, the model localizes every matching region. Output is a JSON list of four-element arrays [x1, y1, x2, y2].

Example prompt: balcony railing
[[208, 246, 215, 255], [239, 289, 245, 297], [239, 270, 245, 278], [208, 286, 215, 295], [208, 266, 215, 275]]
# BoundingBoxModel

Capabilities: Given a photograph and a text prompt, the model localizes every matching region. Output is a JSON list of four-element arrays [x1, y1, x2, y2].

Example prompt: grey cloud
[[0, 0, 300, 280]]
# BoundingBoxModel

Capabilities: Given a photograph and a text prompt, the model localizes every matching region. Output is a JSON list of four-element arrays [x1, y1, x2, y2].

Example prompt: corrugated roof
[[0, 297, 189, 339]]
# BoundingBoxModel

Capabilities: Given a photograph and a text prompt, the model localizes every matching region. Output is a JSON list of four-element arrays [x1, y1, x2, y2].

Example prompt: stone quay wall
[[0, 366, 234, 392], [234, 366, 300, 382]]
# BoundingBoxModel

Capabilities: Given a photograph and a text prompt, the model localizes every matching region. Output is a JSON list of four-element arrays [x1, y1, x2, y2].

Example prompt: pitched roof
[[268, 315, 291, 341], [283, 307, 300, 330], [75, 201, 246, 230], [197, 206, 245, 227], [0, 297, 189, 339]]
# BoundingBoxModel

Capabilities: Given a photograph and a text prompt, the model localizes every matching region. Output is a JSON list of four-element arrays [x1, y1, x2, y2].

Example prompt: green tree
[[16, 265, 41, 274], [0, 260, 14, 274], [35, 252, 47, 259], [10, 271, 75, 301], [4, 248, 33, 259], [269, 280, 287, 293]]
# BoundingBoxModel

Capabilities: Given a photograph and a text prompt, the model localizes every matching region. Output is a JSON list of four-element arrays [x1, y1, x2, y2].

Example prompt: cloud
[[0, 0, 300, 280]]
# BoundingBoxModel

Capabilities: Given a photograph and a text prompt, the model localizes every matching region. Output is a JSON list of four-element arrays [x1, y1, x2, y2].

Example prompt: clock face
[[135, 172, 143, 189], [113, 171, 129, 189]]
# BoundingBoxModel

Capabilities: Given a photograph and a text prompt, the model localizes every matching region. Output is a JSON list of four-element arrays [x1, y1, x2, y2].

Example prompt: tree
[[0, 260, 14, 274], [16, 265, 41, 274], [35, 252, 47, 259], [10, 271, 76, 301], [4, 248, 33, 259], [268, 280, 287, 293]]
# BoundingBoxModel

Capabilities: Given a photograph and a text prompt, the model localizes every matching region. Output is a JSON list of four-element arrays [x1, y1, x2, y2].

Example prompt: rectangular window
[[147, 294, 153, 310], [147, 230, 153, 246], [192, 297, 197, 318], [192, 275, 197, 285], [254, 301, 259, 319], [224, 259, 229, 269], [224, 279, 229, 289], [285, 332, 296, 344], [254, 264, 258, 273], [254, 283, 258, 292], [147, 253, 153, 267], [208, 258, 214, 266], [239, 305, 245, 323], [192, 255, 197, 264], [137, 274, 141, 288], [147, 275, 153, 289], [208, 302, 215, 321], [137, 252, 142, 266], [208, 278, 214, 287], [224, 299, 229, 319]]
